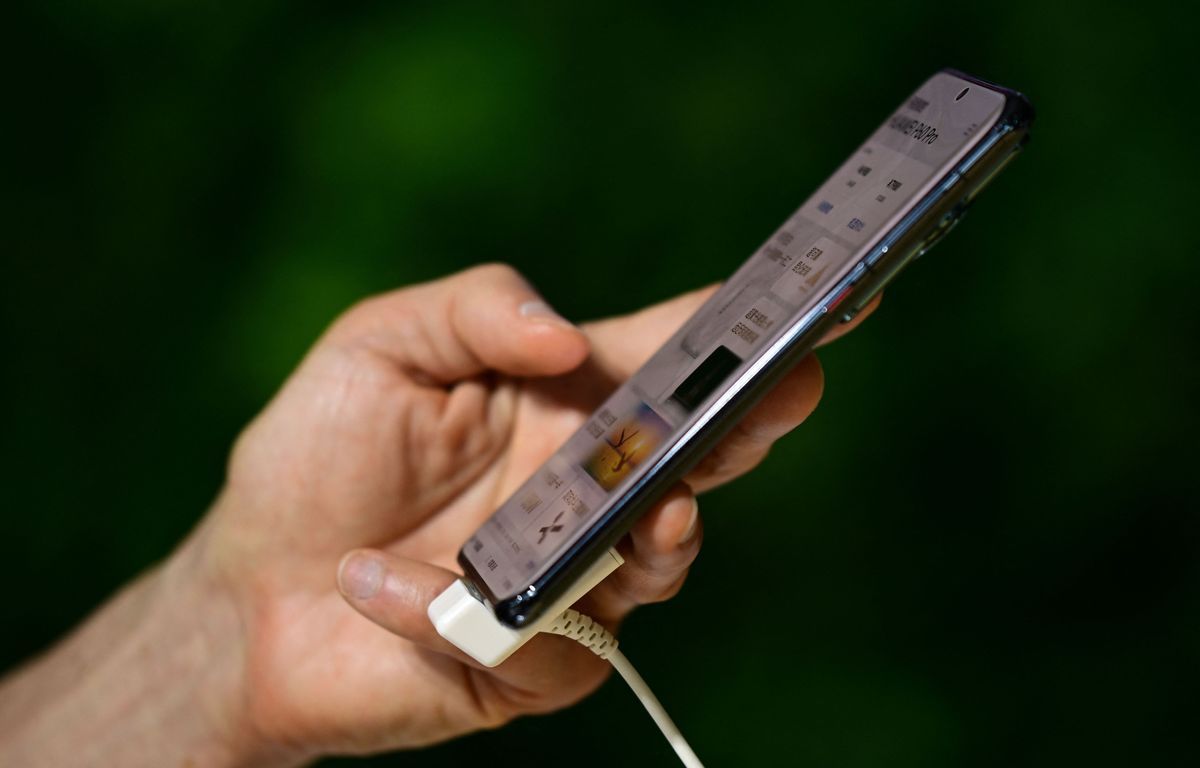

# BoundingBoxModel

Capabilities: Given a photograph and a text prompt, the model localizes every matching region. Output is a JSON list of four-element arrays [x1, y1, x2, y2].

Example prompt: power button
[[914, 201, 969, 260], [838, 199, 971, 323]]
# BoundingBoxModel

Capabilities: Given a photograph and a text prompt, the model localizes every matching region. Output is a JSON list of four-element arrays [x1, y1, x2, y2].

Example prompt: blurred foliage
[[3, 1, 1197, 766]]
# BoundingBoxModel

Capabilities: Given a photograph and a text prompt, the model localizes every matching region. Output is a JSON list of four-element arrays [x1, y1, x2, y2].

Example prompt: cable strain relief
[[544, 608, 619, 660]]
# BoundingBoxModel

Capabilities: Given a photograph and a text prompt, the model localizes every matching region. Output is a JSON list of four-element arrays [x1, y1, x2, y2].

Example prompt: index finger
[[323, 263, 591, 384], [581, 285, 882, 493], [582, 285, 881, 383]]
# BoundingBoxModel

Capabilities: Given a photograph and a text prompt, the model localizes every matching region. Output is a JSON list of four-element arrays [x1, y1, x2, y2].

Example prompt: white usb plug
[[427, 548, 624, 667], [426, 548, 704, 767]]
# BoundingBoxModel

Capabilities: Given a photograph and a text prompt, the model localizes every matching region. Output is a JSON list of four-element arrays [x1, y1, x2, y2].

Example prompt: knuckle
[[619, 547, 698, 604], [334, 295, 379, 330], [690, 439, 767, 484], [637, 571, 690, 605], [799, 353, 825, 401], [466, 261, 523, 285], [331, 293, 421, 350], [334, 291, 403, 333], [655, 572, 690, 602]]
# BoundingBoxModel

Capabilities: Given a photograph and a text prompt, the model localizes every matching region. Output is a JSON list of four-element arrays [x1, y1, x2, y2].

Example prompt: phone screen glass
[[463, 73, 1005, 601]]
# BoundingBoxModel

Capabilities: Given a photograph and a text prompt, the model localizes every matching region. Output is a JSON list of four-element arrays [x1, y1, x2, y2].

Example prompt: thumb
[[336, 548, 616, 708], [336, 548, 469, 658]]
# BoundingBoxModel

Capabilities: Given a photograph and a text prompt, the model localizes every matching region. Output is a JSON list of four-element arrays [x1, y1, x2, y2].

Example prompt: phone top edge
[[940, 67, 1036, 129], [471, 69, 1034, 627]]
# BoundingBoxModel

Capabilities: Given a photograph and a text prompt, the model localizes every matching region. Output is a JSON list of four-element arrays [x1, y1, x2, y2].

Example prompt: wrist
[[0, 520, 299, 768], [155, 525, 302, 768]]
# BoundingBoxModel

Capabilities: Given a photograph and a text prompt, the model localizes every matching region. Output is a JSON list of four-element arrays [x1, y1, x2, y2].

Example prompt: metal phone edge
[[465, 72, 1035, 627]]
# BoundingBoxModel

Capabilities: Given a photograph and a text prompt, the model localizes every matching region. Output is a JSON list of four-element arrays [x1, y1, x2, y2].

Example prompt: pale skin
[[0, 264, 877, 767]]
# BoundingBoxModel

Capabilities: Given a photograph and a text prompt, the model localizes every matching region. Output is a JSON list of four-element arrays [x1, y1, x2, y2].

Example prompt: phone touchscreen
[[462, 73, 1006, 603]]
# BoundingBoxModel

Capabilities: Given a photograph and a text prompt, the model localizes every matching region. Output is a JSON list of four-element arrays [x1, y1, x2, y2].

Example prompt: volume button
[[841, 200, 970, 322], [913, 204, 966, 260], [824, 262, 869, 315], [840, 281, 880, 323]]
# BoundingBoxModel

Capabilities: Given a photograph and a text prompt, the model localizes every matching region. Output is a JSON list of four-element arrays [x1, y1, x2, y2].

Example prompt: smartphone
[[459, 69, 1034, 628]]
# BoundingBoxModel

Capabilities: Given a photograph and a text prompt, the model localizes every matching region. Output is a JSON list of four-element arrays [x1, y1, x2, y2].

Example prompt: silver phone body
[[459, 69, 1034, 627]]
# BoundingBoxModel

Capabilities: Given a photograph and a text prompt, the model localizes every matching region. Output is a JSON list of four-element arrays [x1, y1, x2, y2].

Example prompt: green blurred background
[[4, 1, 1197, 766]]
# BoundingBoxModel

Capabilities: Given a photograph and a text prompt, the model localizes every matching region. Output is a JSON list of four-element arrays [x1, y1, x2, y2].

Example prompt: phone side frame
[[464, 73, 1035, 628]]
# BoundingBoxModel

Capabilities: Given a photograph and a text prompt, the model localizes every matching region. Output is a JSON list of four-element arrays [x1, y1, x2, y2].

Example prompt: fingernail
[[519, 300, 575, 328], [677, 498, 700, 545], [338, 552, 385, 600]]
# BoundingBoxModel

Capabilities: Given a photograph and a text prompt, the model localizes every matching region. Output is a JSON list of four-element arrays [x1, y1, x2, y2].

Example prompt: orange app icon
[[583, 403, 671, 491]]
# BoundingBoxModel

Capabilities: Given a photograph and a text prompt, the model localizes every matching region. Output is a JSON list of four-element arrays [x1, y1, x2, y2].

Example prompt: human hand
[[159, 264, 875, 763]]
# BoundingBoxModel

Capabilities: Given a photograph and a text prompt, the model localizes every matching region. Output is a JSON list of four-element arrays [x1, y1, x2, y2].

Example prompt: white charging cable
[[428, 548, 705, 767], [545, 608, 705, 768]]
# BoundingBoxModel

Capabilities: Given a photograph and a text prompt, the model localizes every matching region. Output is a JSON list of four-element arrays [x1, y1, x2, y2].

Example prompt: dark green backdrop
[[4, 2, 1197, 766]]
